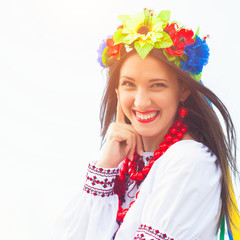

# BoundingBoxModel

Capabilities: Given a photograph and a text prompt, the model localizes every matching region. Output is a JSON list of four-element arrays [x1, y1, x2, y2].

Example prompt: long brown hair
[[99, 47, 239, 229]]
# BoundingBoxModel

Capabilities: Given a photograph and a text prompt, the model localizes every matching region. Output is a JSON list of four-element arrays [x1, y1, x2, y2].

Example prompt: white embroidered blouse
[[52, 140, 222, 240]]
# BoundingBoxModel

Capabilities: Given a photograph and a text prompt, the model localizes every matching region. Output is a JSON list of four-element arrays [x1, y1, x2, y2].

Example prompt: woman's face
[[118, 53, 189, 140]]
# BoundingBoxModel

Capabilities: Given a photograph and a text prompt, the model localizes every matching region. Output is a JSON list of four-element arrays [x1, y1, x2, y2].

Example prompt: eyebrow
[[120, 76, 168, 82]]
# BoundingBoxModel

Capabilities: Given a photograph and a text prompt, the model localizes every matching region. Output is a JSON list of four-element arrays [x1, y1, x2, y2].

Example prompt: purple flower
[[180, 35, 210, 75], [97, 35, 112, 67]]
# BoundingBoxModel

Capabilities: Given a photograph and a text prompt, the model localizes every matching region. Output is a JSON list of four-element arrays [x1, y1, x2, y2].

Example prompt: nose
[[134, 88, 151, 110]]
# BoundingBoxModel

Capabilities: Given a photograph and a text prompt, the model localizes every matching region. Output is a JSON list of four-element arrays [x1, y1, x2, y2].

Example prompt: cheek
[[154, 91, 179, 107], [119, 92, 133, 114], [155, 92, 180, 117], [164, 96, 179, 112]]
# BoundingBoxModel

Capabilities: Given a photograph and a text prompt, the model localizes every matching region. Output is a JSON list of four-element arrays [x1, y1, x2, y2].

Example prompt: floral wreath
[[97, 9, 210, 82]]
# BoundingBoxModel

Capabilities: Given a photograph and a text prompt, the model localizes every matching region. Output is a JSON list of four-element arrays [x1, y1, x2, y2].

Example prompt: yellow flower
[[113, 9, 173, 58]]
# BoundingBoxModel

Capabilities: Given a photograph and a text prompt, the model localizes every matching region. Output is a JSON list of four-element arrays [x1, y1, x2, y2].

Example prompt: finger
[[111, 129, 135, 160], [110, 123, 143, 157], [126, 134, 136, 160], [136, 133, 144, 156], [108, 124, 133, 141], [112, 132, 134, 160], [124, 137, 132, 159], [118, 123, 143, 156], [115, 90, 126, 123], [109, 126, 134, 146]]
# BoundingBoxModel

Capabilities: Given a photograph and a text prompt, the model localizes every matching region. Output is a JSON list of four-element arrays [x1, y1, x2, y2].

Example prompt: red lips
[[133, 110, 160, 123]]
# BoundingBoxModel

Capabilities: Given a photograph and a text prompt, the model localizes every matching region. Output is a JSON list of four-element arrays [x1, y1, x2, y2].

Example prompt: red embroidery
[[134, 224, 174, 240], [88, 164, 119, 176], [86, 175, 115, 188], [83, 185, 115, 197], [83, 163, 119, 197]]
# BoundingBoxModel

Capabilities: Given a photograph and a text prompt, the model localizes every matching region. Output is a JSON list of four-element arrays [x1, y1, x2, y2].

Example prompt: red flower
[[173, 29, 194, 49], [165, 25, 194, 56], [106, 38, 121, 57], [166, 45, 185, 56], [164, 23, 178, 39]]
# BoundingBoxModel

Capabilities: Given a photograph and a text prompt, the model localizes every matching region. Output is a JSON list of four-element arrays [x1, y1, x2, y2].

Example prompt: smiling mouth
[[133, 110, 160, 123]]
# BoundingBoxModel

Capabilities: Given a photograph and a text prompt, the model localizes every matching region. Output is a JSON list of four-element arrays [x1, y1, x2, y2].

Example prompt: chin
[[134, 126, 163, 138], [131, 116, 174, 140]]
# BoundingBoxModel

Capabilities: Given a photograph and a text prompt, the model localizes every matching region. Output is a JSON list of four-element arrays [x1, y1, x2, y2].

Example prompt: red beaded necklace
[[115, 107, 188, 223]]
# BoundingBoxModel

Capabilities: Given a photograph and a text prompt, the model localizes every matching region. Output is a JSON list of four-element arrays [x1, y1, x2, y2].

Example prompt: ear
[[115, 88, 119, 99], [179, 85, 191, 102]]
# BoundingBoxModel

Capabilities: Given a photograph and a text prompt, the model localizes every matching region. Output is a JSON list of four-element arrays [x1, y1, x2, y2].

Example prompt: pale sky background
[[0, 0, 240, 239]]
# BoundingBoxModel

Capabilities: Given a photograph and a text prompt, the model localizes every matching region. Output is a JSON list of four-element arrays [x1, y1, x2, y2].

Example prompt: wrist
[[96, 160, 119, 168], [83, 163, 119, 197]]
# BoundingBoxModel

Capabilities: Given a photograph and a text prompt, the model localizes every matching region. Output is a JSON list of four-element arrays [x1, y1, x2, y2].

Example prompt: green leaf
[[122, 34, 138, 44], [134, 41, 154, 59], [157, 10, 171, 23], [163, 50, 181, 67], [102, 47, 109, 66], [196, 27, 200, 37], [154, 32, 173, 48], [189, 72, 202, 82], [163, 50, 177, 61], [193, 26, 200, 40], [171, 20, 179, 25], [113, 29, 125, 44], [118, 14, 130, 26], [153, 32, 163, 41], [154, 42, 161, 49], [180, 54, 188, 62], [174, 58, 181, 68]]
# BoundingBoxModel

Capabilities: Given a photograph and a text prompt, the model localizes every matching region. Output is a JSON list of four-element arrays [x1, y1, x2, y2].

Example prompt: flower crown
[[97, 9, 210, 82]]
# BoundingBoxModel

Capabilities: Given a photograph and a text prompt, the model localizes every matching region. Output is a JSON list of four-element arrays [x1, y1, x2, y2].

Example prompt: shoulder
[[147, 140, 222, 200], [153, 140, 220, 179], [164, 139, 216, 165]]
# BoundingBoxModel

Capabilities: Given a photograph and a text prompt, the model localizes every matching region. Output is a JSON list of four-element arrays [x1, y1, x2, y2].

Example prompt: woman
[[53, 9, 240, 240]]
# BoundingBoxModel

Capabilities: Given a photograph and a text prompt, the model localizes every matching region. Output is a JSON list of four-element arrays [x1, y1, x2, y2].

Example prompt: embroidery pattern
[[86, 175, 115, 188], [83, 185, 115, 197], [88, 164, 119, 176], [134, 224, 174, 240], [146, 155, 154, 162], [84, 163, 119, 197]]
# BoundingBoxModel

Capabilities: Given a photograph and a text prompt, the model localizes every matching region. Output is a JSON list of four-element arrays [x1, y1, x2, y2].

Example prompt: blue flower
[[97, 35, 112, 68], [180, 35, 210, 75]]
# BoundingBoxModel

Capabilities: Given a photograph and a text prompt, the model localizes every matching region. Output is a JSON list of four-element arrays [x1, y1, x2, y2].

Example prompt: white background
[[0, 0, 240, 239]]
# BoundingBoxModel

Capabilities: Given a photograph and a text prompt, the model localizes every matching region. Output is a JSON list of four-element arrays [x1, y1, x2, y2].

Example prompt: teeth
[[136, 111, 158, 120]]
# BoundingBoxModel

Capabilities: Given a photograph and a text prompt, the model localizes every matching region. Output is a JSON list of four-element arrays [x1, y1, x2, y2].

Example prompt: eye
[[151, 82, 167, 88], [121, 80, 135, 87]]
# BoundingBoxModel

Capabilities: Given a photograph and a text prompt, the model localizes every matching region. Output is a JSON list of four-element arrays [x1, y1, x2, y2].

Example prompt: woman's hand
[[96, 97, 143, 168]]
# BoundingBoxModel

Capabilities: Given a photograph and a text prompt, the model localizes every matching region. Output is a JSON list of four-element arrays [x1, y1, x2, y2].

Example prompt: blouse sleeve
[[51, 163, 120, 240], [116, 140, 222, 240]]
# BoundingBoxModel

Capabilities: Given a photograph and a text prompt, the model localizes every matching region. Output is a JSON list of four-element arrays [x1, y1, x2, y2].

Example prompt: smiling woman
[[52, 9, 240, 240], [117, 54, 190, 152]]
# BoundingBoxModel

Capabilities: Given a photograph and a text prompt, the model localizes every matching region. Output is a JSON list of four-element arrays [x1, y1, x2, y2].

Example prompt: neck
[[142, 129, 168, 152]]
